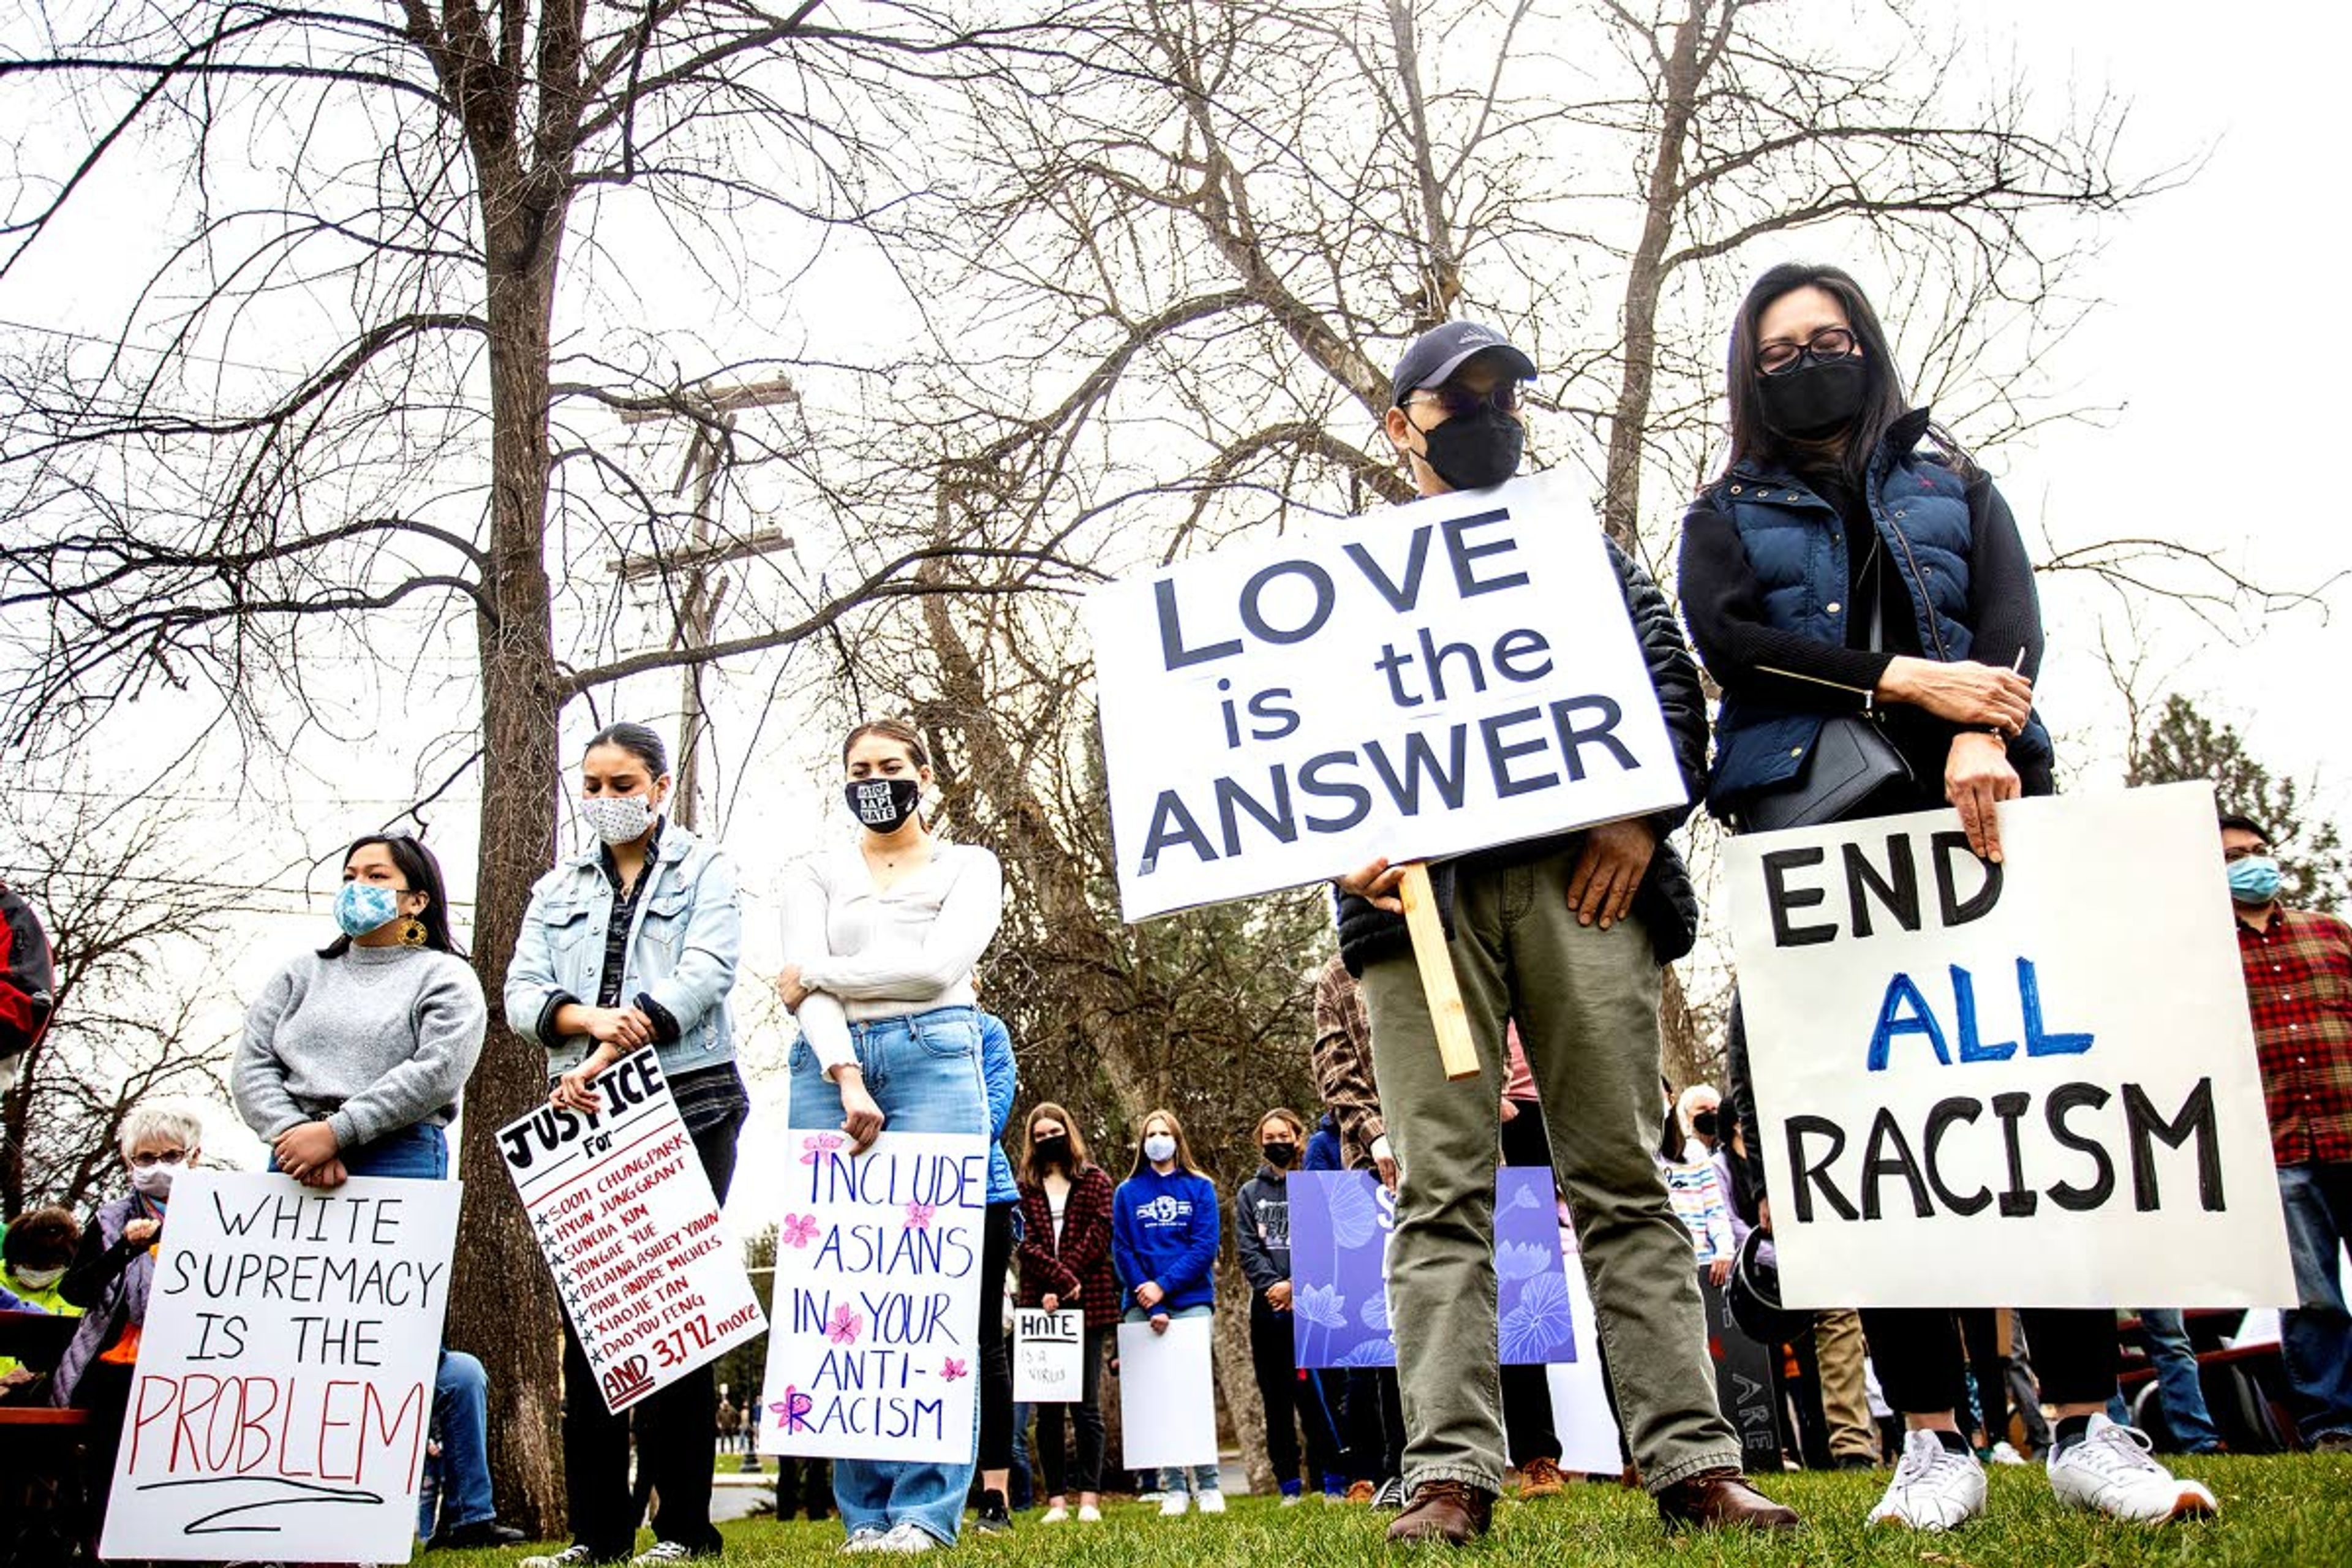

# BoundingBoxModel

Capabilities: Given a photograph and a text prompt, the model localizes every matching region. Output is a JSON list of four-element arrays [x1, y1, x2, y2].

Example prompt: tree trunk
[[446, 176, 572, 1536]]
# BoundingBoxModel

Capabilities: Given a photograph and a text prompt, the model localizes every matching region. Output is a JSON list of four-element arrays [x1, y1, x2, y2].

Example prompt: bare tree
[[0, 793, 234, 1218], [0, 1, 1096, 1526]]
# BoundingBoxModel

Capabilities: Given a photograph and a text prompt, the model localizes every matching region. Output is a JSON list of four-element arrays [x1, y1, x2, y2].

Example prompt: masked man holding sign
[[1336, 323, 1792, 1544]]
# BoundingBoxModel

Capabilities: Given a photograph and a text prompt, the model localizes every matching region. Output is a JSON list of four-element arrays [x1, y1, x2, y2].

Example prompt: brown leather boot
[[1517, 1456, 1566, 1499], [1656, 1468, 1802, 1531], [1385, 1480, 1496, 1545]]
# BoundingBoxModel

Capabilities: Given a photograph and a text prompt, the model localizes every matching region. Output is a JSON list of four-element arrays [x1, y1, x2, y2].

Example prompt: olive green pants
[[1360, 850, 1741, 1494]]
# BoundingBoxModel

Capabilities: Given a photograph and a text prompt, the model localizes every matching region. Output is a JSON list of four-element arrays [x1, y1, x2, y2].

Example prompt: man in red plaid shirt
[[2222, 812, 2352, 1452]]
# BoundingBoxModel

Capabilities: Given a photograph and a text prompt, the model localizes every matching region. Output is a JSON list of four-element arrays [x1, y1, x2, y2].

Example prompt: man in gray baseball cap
[[1340, 321, 1800, 1544]]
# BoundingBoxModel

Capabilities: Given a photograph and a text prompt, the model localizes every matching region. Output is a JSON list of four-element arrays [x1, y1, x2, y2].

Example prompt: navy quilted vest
[[1703, 421, 2051, 817]]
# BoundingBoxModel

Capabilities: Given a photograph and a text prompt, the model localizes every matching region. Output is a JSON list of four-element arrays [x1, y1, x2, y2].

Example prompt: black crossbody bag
[[1740, 568, 1913, 833]]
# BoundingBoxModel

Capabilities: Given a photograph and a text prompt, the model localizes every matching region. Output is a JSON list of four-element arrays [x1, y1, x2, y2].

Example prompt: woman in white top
[[777, 717, 1004, 1553]]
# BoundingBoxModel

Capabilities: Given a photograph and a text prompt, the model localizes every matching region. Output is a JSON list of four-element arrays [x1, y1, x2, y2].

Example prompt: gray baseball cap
[[1389, 321, 1539, 409]]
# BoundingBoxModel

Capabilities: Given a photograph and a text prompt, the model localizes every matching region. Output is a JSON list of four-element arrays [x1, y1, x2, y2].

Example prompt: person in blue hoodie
[[973, 1006, 1021, 1532], [1112, 1107, 1224, 1515]]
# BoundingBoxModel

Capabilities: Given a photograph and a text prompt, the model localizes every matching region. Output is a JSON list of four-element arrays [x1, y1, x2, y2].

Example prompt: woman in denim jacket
[[777, 717, 1004, 1553], [507, 721, 744, 1568]]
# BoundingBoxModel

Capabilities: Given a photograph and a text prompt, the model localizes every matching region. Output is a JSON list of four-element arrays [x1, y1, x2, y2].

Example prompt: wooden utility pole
[[615, 378, 800, 827]]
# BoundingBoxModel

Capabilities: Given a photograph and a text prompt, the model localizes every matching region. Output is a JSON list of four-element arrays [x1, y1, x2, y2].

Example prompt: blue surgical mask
[[334, 881, 402, 937], [2228, 855, 2282, 907]]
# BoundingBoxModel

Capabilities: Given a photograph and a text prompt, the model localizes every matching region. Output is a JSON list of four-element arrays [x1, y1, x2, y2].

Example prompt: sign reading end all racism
[[1725, 783, 2296, 1310], [1085, 473, 1687, 919]]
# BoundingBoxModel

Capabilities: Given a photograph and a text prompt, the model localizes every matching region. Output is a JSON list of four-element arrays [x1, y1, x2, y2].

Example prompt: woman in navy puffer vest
[[1678, 263, 2162, 1533]]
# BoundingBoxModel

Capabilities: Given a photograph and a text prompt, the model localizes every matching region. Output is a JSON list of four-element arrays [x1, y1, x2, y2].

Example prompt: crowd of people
[[0, 262, 2345, 1564]]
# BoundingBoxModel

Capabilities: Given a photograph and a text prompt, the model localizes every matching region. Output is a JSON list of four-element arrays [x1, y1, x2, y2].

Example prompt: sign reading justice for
[[1726, 783, 2294, 1309], [1085, 473, 1687, 919]]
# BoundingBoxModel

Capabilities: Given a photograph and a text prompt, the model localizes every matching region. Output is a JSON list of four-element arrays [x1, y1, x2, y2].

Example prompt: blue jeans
[[790, 1007, 989, 1545], [1122, 1305, 1219, 1493], [2278, 1163, 2352, 1441], [2108, 1310, 2221, 1452]]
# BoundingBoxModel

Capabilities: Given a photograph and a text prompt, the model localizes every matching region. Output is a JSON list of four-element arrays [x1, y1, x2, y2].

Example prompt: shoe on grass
[[1986, 1440, 2028, 1466], [838, 1527, 889, 1555], [2046, 1414, 2217, 1523], [1868, 1429, 1986, 1531], [1197, 1490, 1226, 1514], [1158, 1490, 1190, 1517], [1517, 1456, 1566, 1499], [522, 1547, 619, 1567], [973, 1490, 1011, 1533], [876, 1521, 937, 1553], [631, 1542, 715, 1565], [1076, 1503, 1102, 1522], [1384, 1480, 1493, 1545], [1373, 1476, 1407, 1509], [1039, 1503, 1069, 1523], [1343, 1479, 1376, 1504]]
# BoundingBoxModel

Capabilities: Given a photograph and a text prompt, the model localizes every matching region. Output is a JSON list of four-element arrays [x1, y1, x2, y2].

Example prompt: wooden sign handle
[[1398, 861, 1480, 1082]]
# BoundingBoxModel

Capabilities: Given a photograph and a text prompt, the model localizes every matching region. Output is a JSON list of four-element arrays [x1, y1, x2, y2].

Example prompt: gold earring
[[401, 917, 428, 948]]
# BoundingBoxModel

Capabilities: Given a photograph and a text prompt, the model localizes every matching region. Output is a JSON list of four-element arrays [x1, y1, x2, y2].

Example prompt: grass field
[[425, 1455, 2352, 1566]]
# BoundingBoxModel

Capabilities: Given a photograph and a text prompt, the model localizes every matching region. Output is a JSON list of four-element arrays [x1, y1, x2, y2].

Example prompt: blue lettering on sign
[[1866, 959, 2093, 1072]]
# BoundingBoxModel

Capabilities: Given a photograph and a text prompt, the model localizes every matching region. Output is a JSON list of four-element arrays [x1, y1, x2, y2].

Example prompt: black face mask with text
[[845, 777, 922, 832], [1757, 358, 1868, 440], [1417, 406, 1525, 491]]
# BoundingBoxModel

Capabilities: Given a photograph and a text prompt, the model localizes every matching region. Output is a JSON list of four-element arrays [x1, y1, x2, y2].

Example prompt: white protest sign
[[1085, 472, 1687, 919], [1012, 1308, 1083, 1403], [1544, 1224, 1623, 1477], [498, 1046, 765, 1413], [1115, 1316, 1218, 1469], [100, 1172, 459, 1564], [1725, 783, 2296, 1308], [758, 1129, 989, 1462]]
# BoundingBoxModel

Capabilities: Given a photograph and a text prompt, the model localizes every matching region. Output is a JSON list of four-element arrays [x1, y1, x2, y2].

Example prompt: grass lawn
[[425, 1455, 2352, 1566]]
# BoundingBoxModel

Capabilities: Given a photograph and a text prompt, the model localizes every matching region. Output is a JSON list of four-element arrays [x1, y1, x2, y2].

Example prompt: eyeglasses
[[1403, 381, 1526, 418], [1757, 326, 1858, 376], [129, 1148, 188, 1169]]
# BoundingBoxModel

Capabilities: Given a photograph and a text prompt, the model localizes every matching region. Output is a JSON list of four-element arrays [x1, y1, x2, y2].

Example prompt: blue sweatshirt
[[979, 1011, 1019, 1207], [1112, 1166, 1221, 1313]]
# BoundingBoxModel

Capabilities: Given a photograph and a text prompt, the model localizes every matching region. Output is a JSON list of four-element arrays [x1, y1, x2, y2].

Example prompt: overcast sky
[[6, 1, 2346, 1209]]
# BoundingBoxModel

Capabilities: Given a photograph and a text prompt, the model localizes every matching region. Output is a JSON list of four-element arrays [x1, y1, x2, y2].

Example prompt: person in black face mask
[[1680, 266, 2210, 1531], [1233, 1109, 1343, 1505]]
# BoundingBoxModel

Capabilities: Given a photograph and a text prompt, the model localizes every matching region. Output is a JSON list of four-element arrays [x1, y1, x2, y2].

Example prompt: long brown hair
[[1019, 1101, 1091, 1188], [1716, 261, 1976, 490], [1128, 1106, 1210, 1181]]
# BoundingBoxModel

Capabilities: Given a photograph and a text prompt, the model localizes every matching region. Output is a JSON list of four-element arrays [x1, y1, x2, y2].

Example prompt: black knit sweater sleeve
[[1959, 477, 2045, 680], [1676, 503, 1893, 712]]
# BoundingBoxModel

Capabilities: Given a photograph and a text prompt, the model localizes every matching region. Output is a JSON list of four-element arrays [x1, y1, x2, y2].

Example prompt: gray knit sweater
[[233, 943, 487, 1150]]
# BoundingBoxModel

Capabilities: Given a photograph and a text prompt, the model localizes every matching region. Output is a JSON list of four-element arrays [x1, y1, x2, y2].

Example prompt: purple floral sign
[[1288, 1169, 1576, 1368]]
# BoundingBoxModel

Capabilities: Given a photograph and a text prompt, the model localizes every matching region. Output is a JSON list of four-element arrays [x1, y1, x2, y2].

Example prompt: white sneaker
[[2046, 1414, 2218, 1523], [1197, 1490, 1226, 1514], [1159, 1490, 1191, 1517], [1041, 1504, 1069, 1523], [1868, 1428, 1988, 1531], [840, 1526, 889, 1554], [1137, 1490, 1166, 1505], [632, 1545, 699, 1566], [877, 1521, 938, 1553], [1988, 1441, 2028, 1466], [522, 1548, 600, 1567], [1076, 1504, 1102, 1523], [1280, 1491, 1305, 1507]]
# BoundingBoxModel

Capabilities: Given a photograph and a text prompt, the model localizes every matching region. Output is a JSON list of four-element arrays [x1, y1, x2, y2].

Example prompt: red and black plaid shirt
[[2236, 905, 2352, 1167]]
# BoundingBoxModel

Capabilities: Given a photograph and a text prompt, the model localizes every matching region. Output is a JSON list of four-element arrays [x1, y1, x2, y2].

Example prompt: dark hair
[[586, 722, 669, 778], [1019, 1100, 1092, 1187], [1717, 262, 1976, 490], [842, 718, 928, 771], [317, 834, 462, 959], [2220, 813, 2273, 845], [2, 1205, 79, 1268]]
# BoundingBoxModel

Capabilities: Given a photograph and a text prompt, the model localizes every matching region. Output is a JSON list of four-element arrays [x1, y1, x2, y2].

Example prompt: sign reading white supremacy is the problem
[[1725, 783, 2295, 1310], [1085, 472, 1687, 919], [99, 1172, 459, 1565], [499, 1046, 766, 1414]]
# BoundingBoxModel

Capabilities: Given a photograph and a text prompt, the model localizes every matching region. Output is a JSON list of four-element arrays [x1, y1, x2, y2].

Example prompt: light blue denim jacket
[[504, 820, 741, 1077]]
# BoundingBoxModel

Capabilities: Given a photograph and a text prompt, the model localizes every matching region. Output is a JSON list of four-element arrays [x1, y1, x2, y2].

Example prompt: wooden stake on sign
[[1398, 861, 1480, 1082]]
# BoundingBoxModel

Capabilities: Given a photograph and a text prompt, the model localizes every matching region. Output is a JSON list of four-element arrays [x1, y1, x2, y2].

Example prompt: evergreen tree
[[2128, 695, 2348, 912]]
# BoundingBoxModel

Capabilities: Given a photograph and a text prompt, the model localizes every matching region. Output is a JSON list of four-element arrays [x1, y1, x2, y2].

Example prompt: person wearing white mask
[[52, 1101, 206, 1550], [509, 720, 746, 1568]]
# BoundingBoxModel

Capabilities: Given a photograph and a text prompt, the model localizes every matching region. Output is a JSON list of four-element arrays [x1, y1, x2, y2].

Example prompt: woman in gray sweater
[[233, 832, 485, 1184]]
